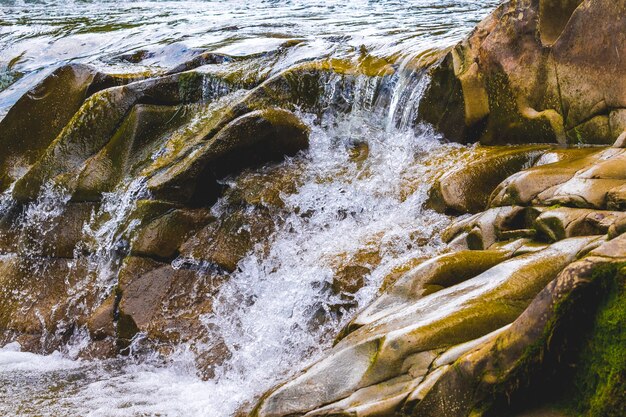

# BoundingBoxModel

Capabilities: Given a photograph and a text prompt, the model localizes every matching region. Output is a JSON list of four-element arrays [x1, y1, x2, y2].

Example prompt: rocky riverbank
[[0, 0, 624, 416]]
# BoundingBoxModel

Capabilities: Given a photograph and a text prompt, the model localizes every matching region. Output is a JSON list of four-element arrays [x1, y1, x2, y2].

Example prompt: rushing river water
[[0, 1, 499, 416]]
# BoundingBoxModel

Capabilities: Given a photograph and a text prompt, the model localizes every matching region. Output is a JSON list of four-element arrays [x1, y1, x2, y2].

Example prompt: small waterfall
[[17, 182, 71, 261], [81, 177, 149, 296], [0, 2, 502, 415], [0, 184, 15, 216], [386, 61, 431, 132], [187, 64, 460, 415], [0, 58, 467, 417]]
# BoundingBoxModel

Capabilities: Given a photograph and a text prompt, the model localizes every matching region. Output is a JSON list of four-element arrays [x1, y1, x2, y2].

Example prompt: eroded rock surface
[[0, 58, 330, 358], [0, 1, 624, 415], [252, 140, 625, 416], [420, 0, 626, 145]]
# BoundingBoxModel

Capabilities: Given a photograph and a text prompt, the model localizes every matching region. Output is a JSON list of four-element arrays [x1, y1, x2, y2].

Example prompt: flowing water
[[0, 1, 499, 416]]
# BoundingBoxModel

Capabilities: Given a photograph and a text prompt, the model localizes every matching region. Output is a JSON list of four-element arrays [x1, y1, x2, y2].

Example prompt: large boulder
[[3, 64, 314, 206], [427, 145, 549, 214], [10, 71, 208, 202], [419, 0, 626, 145], [146, 107, 309, 203], [491, 148, 626, 209]]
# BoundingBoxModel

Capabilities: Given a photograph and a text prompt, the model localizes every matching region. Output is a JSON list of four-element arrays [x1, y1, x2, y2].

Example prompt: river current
[[0, 1, 498, 416]]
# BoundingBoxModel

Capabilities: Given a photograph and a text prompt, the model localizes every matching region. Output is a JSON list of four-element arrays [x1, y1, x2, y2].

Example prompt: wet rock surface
[[420, 0, 626, 146], [250, 1, 626, 411], [0, 1, 623, 416], [253, 141, 626, 416], [0, 57, 323, 359]]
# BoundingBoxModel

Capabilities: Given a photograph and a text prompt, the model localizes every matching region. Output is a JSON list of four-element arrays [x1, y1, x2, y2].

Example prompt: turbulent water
[[0, 1, 499, 416]]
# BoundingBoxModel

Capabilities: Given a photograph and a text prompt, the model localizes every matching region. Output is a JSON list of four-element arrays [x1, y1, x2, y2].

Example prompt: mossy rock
[[72, 104, 188, 201], [343, 249, 513, 337], [406, 251, 625, 417], [427, 146, 550, 214], [10, 71, 207, 202], [201, 107, 309, 177], [178, 207, 274, 272], [562, 263, 626, 417], [130, 207, 214, 261], [0, 64, 138, 192], [252, 237, 597, 417], [146, 107, 309, 204]]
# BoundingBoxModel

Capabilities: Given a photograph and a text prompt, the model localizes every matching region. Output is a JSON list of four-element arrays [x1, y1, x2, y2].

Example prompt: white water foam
[[0, 86, 467, 417]]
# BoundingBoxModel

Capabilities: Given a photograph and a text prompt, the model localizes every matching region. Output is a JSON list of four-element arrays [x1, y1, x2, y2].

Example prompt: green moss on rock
[[565, 263, 626, 417]]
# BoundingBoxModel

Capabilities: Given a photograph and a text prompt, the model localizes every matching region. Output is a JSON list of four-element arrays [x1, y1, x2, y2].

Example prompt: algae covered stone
[[0, 64, 135, 191]]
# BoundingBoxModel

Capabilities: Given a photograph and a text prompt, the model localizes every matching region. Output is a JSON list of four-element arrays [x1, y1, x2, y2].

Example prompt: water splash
[[17, 182, 71, 260], [81, 177, 149, 300], [188, 65, 461, 414], [0, 61, 467, 417], [386, 54, 433, 131]]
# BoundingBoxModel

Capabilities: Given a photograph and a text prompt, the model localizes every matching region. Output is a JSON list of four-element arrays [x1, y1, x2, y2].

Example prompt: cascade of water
[[18, 182, 71, 260], [385, 53, 433, 132], [80, 178, 149, 302], [186, 63, 464, 415], [0, 60, 467, 417], [13, 179, 151, 355], [0, 3, 502, 415], [0, 184, 15, 217]]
